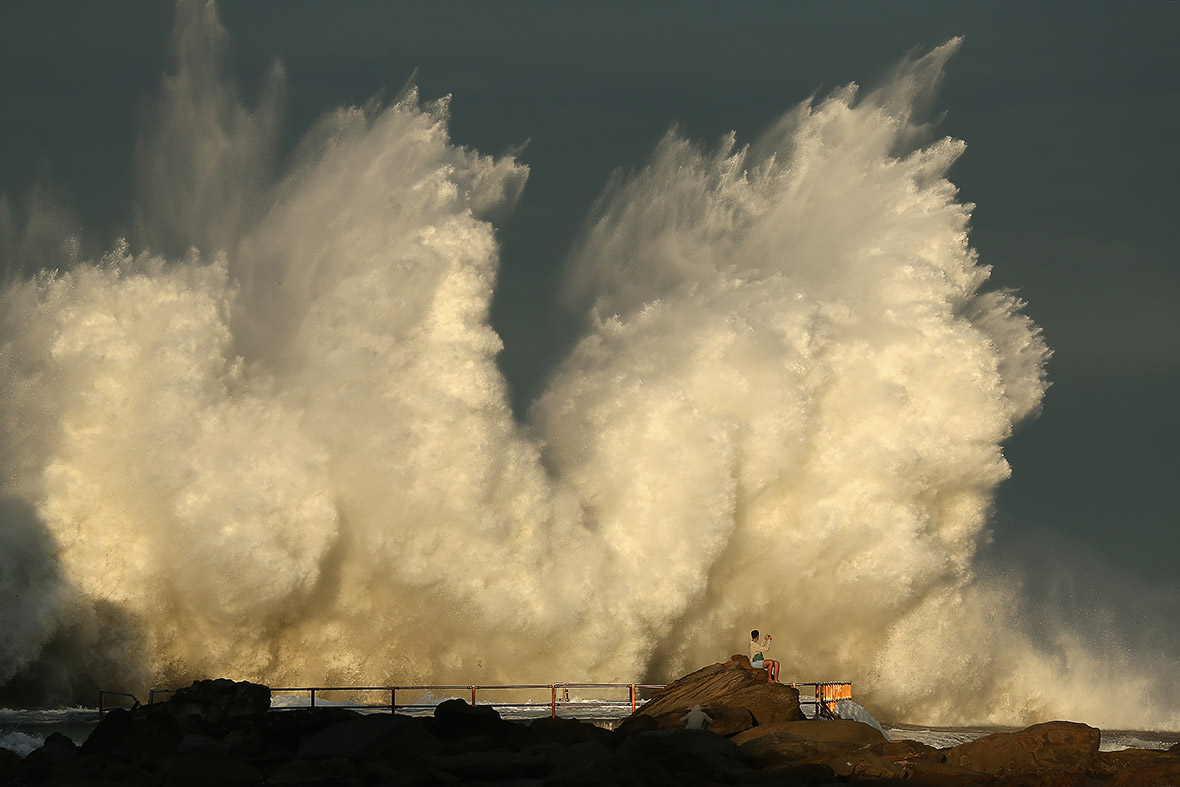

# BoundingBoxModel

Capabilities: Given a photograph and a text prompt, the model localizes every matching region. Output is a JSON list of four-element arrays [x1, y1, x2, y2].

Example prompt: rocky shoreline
[[3, 658, 1177, 786]]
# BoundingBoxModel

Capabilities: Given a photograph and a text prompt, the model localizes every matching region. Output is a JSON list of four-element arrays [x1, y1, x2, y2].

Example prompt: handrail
[[98, 690, 141, 717], [140, 682, 668, 719], [108, 679, 851, 720], [785, 680, 853, 717]]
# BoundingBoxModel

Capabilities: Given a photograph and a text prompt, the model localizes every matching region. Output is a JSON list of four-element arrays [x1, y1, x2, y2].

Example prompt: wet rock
[[942, 720, 1099, 776]]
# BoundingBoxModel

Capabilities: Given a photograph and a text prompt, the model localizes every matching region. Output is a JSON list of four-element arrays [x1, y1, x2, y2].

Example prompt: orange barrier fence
[[786, 680, 853, 718]]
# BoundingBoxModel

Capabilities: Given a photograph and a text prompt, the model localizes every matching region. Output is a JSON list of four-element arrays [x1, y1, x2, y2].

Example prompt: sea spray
[[0, 2, 1176, 729]]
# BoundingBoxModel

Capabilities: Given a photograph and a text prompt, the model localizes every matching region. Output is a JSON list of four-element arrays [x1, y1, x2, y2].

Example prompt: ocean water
[[1, 0, 1177, 734]]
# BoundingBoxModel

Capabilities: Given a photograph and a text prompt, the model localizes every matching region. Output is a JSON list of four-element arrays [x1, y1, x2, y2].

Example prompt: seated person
[[749, 629, 780, 681]]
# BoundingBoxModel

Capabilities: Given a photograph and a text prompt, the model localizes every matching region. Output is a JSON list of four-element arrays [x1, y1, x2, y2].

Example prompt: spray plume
[[0, 4, 1175, 727]]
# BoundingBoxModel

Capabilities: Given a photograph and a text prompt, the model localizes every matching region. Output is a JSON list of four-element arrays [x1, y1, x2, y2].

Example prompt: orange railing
[[786, 680, 852, 718], [103, 679, 851, 720], [135, 682, 666, 720]]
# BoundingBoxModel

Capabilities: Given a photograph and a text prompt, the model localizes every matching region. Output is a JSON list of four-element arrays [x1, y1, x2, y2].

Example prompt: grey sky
[[2, 0, 1177, 599]]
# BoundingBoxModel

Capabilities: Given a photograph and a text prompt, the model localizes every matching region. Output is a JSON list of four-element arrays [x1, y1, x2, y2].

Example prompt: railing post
[[630, 684, 636, 713], [471, 686, 477, 706], [551, 685, 557, 718], [310, 689, 316, 708]]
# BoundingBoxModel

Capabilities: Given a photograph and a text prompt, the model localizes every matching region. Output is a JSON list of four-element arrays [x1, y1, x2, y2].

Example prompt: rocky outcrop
[[627, 655, 803, 735], [5, 675, 1180, 786], [942, 720, 1100, 776]]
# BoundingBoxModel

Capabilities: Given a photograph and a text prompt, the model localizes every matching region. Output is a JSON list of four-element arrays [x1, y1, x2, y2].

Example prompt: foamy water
[[1, 0, 1177, 731]]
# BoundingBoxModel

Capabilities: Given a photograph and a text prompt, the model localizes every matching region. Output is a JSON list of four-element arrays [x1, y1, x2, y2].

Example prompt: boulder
[[527, 716, 612, 747], [631, 657, 803, 728], [164, 678, 270, 725], [1104, 758, 1180, 787], [942, 720, 1099, 776], [151, 750, 265, 787], [738, 729, 857, 768], [732, 719, 886, 747], [615, 729, 749, 782], [618, 704, 756, 736], [298, 713, 439, 760]]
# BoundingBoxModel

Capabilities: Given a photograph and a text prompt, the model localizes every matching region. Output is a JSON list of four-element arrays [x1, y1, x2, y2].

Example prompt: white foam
[[1, 2, 1177, 731]]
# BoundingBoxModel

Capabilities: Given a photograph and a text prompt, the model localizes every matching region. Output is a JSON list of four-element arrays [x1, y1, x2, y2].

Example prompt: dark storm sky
[[2, 2, 1177, 596]]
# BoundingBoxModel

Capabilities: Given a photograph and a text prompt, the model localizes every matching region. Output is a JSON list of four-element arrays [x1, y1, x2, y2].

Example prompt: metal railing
[[133, 682, 667, 720], [786, 680, 852, 718], [101, 679, 852, 720], [98, 690, 142, 717]]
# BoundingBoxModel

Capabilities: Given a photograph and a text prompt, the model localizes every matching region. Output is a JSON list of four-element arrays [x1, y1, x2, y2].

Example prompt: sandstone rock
[[737, 729, 857, 767], [632, 657, 803, 728], [732, 719, 886, 747], [942, 720, 1099, 776], [621, 704, 756, 736], [1094, 747, 1180, 778], [826, 748, 911, 781], [1104, 757, 1180, 787], [864, 737, 943, 762]]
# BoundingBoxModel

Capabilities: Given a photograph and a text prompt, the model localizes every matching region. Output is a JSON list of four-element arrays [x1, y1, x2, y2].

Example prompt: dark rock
[[627, 704, 757, 737], [153, 749, 264, 787], [613, 713, 661, 736], [253, 707, 360, 761], [731, 718, 885, 747], [616, 729, 750, 782], [736, 761, 838, 785], [0, 746, 24, 783], [942, 720, 1099, 776], [164, 678, 270, 726], [527, 716, 611, 747], [81, 705, 183, 766], [21, 730, 78, 770], [428, 698, 530, 752], [540, 739, 617, 785], [427, 749, 551, 781], [737, 729, 856, 768], [299, 713, 440, 762]]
